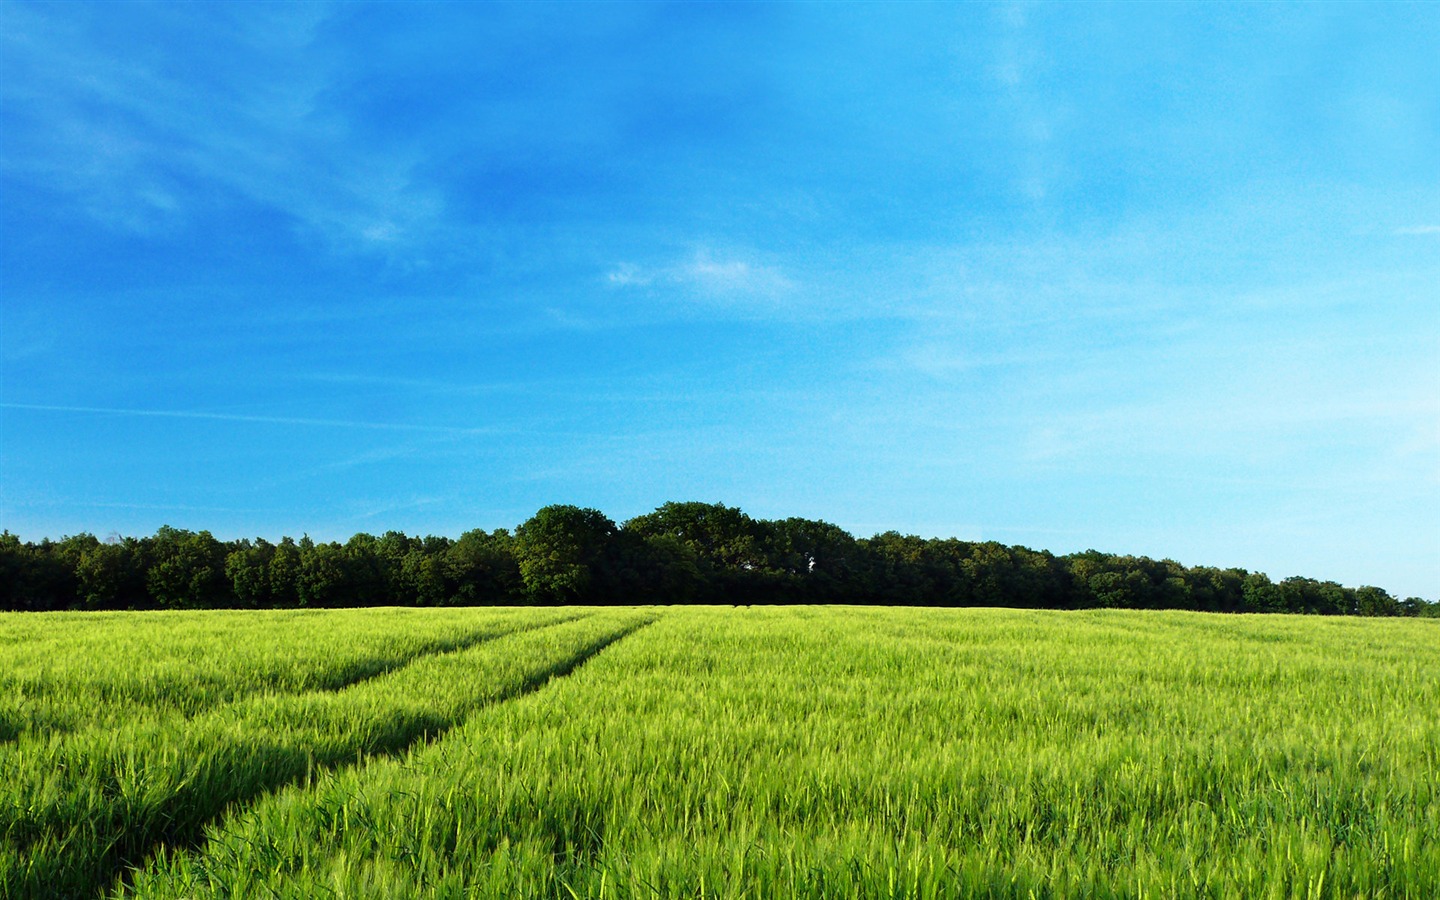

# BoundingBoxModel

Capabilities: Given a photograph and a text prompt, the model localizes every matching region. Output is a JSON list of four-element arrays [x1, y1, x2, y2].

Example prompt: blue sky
[[2, 1, 1437, 598]]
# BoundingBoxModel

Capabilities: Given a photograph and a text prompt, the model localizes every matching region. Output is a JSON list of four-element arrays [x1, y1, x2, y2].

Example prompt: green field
[[2, 607, 1436, 899]]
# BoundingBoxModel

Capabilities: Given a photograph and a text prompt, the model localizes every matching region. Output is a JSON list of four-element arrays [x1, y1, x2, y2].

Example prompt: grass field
[[1, 607, 1436, 899]]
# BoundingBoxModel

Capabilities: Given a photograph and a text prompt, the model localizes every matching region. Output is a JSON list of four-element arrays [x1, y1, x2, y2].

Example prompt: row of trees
[[2, 502, 1435, 616]]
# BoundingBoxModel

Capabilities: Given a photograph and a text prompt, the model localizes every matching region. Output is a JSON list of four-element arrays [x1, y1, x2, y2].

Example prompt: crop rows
[[2, 606, 1436, 898], [0, 607, 574, 738], [1, 608, 650, 898]]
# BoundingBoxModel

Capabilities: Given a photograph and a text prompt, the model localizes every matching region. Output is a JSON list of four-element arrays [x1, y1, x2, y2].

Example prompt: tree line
[[1, 502, 1435, 616]]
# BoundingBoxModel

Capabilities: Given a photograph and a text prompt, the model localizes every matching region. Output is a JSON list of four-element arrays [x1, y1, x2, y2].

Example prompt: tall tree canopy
[[1, 503, 1434, 616]]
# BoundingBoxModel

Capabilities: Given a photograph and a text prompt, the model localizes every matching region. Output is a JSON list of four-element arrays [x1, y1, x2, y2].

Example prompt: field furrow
[[0, 607, 575, 739], [115, 607, 1440, 900], [0, 609, 652, 900]]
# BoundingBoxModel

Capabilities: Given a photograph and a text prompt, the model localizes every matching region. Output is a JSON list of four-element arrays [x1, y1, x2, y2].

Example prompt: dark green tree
[[398, 548, 447, 606], [625, 502, 763, 571], [514, 505, 617, 603], [295, 538, 351, 608], [74, 536, 151, 609], [146, 527, 230, 608], [1241, 572, 1284, 613], [0, 532, 77, 611], [756, 517, 862, 602], [1354, 585, 1400, 617], [443, 529, 522, 604], [225, 539, 277, 608], [1182, 566, 1247, 612], [861, 532, 949, 606], [604, 530, 707, 604], [340, 534, 389, 606], [267, 537, 303, 607]]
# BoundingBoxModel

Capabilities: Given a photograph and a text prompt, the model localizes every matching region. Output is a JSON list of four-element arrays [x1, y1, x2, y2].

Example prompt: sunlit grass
[[0, 607, 650, 899], [0, 607, 562, 736], [102, 607, 1440, 899]]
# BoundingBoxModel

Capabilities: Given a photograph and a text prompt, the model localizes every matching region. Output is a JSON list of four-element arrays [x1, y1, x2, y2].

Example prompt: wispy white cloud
[[1393, 225, 1440, 236], [81, 501, 273, 514], [346, 495, 447, 522], [605, 249, 795, 301], [605, 263, 654, 287], [0, 3, 442, 253], [680, 252, 795, 295], [895, 343, 1062, 377], [1007, 345, 1440, 481], [989, 1, 1061, 205], [0, 403, 501, 436], [294, 371, 547, 396]]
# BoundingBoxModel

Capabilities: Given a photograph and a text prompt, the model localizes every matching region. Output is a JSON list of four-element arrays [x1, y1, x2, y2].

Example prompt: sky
[[1, 1, 1437, 599]]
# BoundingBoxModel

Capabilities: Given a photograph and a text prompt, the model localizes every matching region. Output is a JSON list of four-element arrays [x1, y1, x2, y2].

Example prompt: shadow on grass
[[3, 616, 651, 900], [6, 612, 588, 744]]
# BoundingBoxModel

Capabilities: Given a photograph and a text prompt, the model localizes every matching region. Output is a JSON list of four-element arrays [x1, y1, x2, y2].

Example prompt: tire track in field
[[195, 610, 595, 706], [4, 616, 595, 899], [0, 611, 589, 745], [488, 615, 652, 708], [6, 614, 653, 900], [105, 617, 655, 900]]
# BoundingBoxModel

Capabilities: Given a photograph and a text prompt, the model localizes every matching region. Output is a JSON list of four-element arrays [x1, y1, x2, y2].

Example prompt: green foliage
[[1355, 585, 1402, 617], [606, 531, 708, 604], [0, 506, 1433, 613], [624, 501, 763, 571], [145, 527, 228, 609], [223, 538, 274, 608], [513, 506, 617, 603], [444, 529, 522, 604], [0, 532, 77, 611], [267, 536, 302, 607]]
